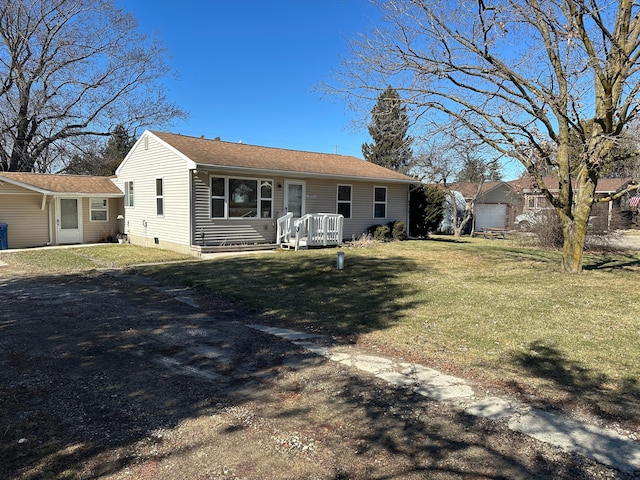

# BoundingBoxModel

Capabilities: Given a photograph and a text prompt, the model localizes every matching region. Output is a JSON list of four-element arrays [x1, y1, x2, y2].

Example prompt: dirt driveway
[[0, 269, 631, 479]]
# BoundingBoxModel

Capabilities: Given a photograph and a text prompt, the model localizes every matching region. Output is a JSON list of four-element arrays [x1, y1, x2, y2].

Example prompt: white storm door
[[57, 197, 83, 244], [284, 181, 305, 218]]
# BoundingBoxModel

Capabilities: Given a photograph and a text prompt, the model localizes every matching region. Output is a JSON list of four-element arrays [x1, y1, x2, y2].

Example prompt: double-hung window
[[374, 186, 387, 219], [210, 177, 273, 218], [211, 177, 225, 218], [124, 181, 134, 207], [337, 184, 352, 218], [90, 198, 108, 221], [156, 178, 164, 216]]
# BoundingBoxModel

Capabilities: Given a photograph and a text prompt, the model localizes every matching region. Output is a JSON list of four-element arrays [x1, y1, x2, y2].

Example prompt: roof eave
[[194, 163, 415, 184], [0, 175, 51, 194], [52, 192, 124, 197]]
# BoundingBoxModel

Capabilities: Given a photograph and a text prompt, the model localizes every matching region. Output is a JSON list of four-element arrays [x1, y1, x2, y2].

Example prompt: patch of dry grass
[[0, 244, 191, 273]]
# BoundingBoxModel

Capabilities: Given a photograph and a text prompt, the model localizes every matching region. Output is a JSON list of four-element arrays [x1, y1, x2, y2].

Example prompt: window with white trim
[[337, 184, 352, 218], [211, 177, 225, 218], [156, 178, 164, 216], [124, 181, 134, 207], [374, 186, 387, 218], [90, 198, 108, 221], [210, 176, 273, 218]]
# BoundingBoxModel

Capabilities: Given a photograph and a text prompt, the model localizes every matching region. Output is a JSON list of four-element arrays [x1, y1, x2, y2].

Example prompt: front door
[[56, 197, 83, 244], [284, 181, 305, 218]]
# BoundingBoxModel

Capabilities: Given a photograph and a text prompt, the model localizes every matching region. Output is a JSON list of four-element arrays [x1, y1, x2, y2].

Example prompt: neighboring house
[[0, 172, 123, 249], [113, 130, 415, 255], [438, 181, 519, 233], [509, 176, 636, 230]]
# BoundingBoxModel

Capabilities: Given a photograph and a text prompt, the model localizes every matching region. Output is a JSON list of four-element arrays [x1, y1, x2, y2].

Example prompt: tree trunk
[[560, 217, 588, 273], [559, 170, 595, 274]]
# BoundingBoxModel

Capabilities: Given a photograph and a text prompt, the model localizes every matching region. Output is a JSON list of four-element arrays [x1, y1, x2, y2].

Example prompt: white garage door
[[475, 204, 507, 230]]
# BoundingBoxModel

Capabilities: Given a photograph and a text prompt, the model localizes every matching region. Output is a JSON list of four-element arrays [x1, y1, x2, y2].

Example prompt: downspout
[[189, 168, 196, 253]]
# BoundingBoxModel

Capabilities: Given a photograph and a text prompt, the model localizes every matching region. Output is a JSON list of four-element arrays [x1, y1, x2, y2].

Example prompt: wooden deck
[[276, 213, 344, 251]]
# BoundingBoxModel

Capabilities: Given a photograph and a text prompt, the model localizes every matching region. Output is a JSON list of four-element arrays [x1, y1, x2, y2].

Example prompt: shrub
[[410, 185, 445, 237], [530, 214, 563, 249], [373, 225, 390, 241], [388, 221, 407, 241], [367, 224, 382, 236], [365, 222, 406, 242]]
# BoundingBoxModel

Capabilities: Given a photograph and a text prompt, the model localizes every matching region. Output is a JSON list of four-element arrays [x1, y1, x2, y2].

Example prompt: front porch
[[276, 213, 344, 251]]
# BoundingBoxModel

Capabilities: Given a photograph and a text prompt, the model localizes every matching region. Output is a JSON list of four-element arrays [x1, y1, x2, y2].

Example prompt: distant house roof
[[0, 172, 122, 196], [149, 131, 416, 183], [508, 176, 634, 194], [446, 181, 514, 199]]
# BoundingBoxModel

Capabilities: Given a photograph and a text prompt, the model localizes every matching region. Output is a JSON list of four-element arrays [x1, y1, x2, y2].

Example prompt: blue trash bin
[[0, 223, 7, 250]]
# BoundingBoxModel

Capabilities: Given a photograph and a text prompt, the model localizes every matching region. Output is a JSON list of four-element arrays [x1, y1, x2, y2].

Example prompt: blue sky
[[121, 0, 377, 159]]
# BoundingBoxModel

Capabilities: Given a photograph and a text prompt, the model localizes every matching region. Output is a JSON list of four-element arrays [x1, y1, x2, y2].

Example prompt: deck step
[[193, 243, 277, 254], [280, 239, 308, 250]]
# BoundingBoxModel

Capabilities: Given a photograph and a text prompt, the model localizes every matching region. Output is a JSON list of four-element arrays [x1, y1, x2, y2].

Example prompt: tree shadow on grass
[[141, 253, 423, 338], [582, 252, 640, 271], [508, 340, 640, 426], [494, 245, 640, 272]]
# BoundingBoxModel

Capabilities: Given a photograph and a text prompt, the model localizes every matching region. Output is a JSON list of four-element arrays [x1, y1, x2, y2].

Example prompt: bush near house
[[367, 221, 406, 242]]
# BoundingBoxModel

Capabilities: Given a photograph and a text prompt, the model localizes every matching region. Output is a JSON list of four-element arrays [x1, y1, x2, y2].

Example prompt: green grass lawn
[[3, 239, 640, 425], [0, 244, 191, 273]]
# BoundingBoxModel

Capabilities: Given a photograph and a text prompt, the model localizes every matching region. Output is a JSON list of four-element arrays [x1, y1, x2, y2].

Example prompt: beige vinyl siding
[[115, 134, 192, 251], [82, 197, 123, 243], [303, 179, 336, 213], [192, 170, 278, 246], [343, 182, 409, 240], [0, 190, 50, 248]]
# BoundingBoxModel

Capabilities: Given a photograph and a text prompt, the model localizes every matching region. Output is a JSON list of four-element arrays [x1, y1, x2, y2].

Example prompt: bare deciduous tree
[[0, 0, 186, 173], [414, 131, 499, 237], [332, 0, 640, 273]]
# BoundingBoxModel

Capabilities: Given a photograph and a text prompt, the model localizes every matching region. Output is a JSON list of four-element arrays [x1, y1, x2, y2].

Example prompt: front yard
[[2, 239, 640, 479], [139, 238, 640, 429], [3, 238, 640, 429]]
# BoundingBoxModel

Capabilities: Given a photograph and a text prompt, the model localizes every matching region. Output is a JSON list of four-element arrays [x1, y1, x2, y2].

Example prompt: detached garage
[[474, 203, 509, 230], [0, 172, 123, 249], [445, 181, 519, 232]]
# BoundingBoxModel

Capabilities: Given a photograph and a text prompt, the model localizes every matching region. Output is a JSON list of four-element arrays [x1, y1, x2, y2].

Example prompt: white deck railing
[[276, 212, 344, 251], [276, 212, 295, 246]]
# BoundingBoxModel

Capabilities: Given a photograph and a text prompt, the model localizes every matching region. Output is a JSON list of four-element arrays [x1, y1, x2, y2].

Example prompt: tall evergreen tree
[[362, 86, 412, 172], [102, 125, 136, 175], [62, 126, 134, 176], [409, 185, 445, 237], [456, 157, 503, 183]]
